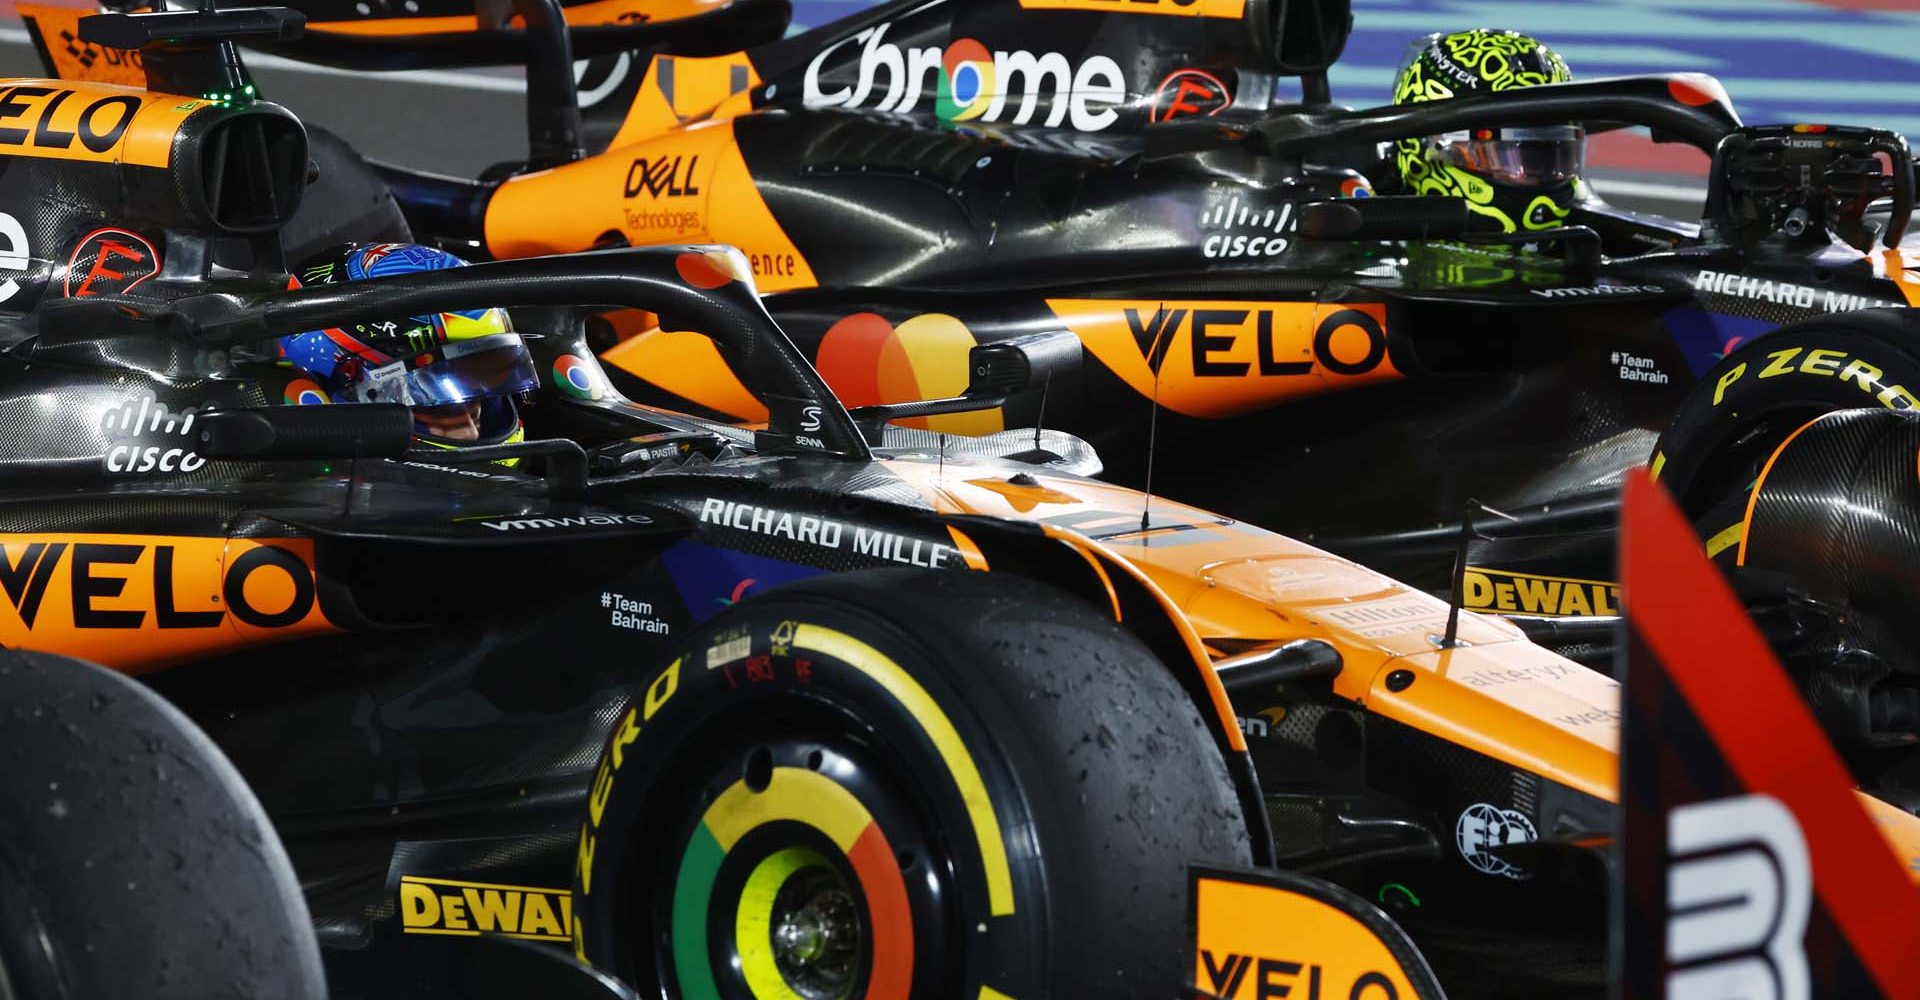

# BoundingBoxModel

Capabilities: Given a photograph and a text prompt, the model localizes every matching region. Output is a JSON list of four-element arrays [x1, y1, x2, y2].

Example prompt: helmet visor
[[1434, 126, 1585, 188], [400, 333, 539, 407]]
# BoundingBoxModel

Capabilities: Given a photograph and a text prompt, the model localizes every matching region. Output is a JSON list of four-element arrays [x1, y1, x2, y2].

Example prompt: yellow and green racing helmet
[[1393, 30, 1584, 234]]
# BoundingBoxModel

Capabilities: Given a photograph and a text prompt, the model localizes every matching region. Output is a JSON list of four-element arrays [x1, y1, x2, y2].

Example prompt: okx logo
[[803, 23, 1126, 132]]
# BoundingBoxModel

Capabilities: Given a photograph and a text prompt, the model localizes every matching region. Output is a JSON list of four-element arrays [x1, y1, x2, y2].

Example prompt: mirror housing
[[851, 331, 1082, 442], [195, 404, 414, 460]]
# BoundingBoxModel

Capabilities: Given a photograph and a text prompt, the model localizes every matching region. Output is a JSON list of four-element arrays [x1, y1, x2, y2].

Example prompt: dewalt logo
[[1462, 567, 1618, 617], [398, 876, 572, 942]]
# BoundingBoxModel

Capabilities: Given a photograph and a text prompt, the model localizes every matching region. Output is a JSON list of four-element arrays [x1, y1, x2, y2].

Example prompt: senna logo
[[1047, 299, 1398, 419], [399, 876, 572, 942], [1462, 567, 1618, 617]]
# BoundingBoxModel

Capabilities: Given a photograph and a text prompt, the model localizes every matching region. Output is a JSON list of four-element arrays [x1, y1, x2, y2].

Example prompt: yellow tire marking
[[703, 767, 870, 852], [795, 624, 1015, 916], [1704, 522, 1744, 560]]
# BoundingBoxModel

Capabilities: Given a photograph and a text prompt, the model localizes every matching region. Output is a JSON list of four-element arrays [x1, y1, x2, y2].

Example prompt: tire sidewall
[[1654, 309, 1920, 519], [573, 571, 1248, 999], [576, 591, 1044, 998]]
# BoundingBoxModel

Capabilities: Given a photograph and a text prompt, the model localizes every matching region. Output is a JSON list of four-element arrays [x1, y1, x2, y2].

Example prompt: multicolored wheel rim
[[670, 765, 913, 1000]]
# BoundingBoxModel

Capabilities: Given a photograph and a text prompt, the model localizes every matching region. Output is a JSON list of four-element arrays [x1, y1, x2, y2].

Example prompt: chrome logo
[[554, 354, 603, 400], [935, 38, 995, 123], [815, 312, 1002, 435], [284, 378, 330, 406]]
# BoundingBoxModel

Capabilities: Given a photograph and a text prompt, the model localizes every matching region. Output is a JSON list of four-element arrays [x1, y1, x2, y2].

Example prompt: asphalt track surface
[[5, 0, 1919, 215]]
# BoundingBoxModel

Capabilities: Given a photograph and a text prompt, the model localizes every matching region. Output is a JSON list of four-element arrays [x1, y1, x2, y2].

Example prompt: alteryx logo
[[803, 23, 1126, 132]]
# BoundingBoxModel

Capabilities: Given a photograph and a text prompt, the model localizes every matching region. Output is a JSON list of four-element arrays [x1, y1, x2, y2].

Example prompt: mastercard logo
[[815, 313, 1002, 435], [935, 38, 996, 123], [284, 378, 330, 406], [554, 354, 603, 400]]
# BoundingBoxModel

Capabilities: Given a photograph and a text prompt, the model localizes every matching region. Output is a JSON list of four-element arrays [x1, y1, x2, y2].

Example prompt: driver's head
[[276, 243, 537, 450], [1393, 30, 1584, 233]]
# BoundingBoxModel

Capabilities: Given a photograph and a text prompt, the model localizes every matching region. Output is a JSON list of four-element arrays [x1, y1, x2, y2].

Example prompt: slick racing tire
[[1653, 307, 1920, 557], [572, 568, 1252, 1000], [0, 651, 325, 1000]]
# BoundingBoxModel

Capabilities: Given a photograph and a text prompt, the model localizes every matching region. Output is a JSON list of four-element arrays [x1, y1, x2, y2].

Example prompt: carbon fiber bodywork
[[0, 224, 1621, 995], [0, 7, 1865, 994], [363, 0, 1920, 603]]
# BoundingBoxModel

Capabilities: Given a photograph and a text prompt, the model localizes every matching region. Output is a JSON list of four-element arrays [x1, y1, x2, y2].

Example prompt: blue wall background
[[785, 0, 1920, 137]]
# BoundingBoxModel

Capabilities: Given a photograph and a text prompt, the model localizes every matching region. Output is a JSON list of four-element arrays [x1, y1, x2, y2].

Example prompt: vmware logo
[[803, 23, 1126, 132]]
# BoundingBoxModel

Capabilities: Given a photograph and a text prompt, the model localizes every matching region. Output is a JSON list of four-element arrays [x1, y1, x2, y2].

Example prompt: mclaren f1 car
[[3, 6, 1920, 1000], [102, 0, 1920, 627]]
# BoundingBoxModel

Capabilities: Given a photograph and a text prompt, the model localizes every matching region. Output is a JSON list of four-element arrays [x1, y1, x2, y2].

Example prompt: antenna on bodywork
[[1033, 372, 1051, 454], [1438, 499, 1518, 648], [1141, 362, 1163, 534]]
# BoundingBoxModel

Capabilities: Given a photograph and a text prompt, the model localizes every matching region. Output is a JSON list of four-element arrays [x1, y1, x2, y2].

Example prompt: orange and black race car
[[82, 0, 1920, 629], [2, 5, 1919, 1000]]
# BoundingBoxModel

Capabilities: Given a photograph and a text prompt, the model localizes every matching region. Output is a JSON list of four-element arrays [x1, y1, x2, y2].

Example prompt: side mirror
[[851, 331, 1081, 442], [1298, 196, 1472, 241], [196, 404, 592, 497], [966, 330, 1080, 397], [195, 404, 415, 460]]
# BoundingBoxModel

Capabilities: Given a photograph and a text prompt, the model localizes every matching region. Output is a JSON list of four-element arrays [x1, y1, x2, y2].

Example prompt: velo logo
[[803, 23, 1126, 132]]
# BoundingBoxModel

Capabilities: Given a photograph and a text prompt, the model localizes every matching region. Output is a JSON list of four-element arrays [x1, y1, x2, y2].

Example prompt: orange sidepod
[[1044, 299, 1400, 418], [0, 80, 205, 169], [484, 119, 817, 292], [0, 534, 336, 674]]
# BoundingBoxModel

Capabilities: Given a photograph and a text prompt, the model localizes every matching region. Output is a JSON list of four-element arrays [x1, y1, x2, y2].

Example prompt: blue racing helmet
[[276, 243, 538, 448]]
